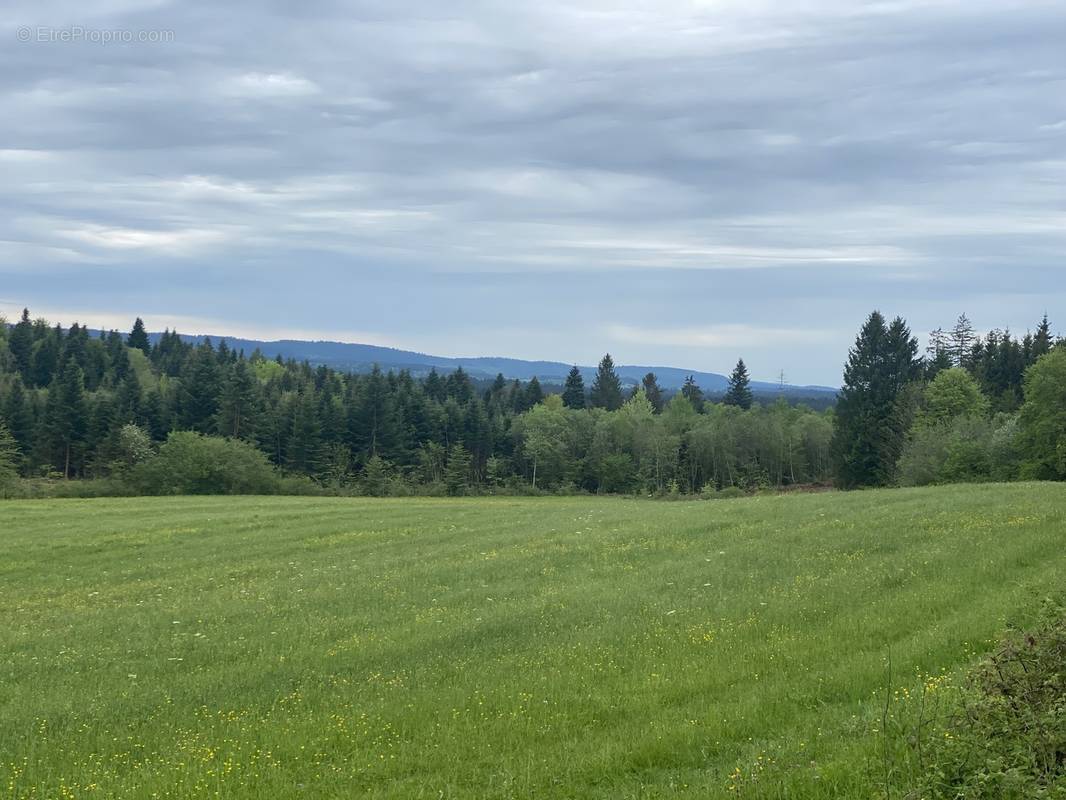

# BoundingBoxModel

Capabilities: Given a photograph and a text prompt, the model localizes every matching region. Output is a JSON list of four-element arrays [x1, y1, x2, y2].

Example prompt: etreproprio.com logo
[[17, 25, 175, 44]]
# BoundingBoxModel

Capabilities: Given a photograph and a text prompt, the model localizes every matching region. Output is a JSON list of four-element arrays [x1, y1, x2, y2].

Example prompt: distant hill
[[145, 330, 838, 399]]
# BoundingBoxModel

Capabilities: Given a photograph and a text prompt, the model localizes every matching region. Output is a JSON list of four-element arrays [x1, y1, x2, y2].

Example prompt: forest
[[0, 308, 1060, 497]]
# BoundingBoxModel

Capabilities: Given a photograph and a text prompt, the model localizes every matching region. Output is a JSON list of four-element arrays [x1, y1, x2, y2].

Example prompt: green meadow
[[2, 484, 1064, 798]]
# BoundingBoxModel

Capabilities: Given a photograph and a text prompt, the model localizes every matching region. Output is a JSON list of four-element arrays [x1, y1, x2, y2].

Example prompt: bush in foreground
[[131, 431, 281, 495]]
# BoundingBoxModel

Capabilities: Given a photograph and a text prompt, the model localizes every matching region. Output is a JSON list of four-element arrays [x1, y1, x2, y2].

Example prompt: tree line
[[2, 307, 1061, 497], [832, 311, 1061, 488], [0, 309, 827, 496]]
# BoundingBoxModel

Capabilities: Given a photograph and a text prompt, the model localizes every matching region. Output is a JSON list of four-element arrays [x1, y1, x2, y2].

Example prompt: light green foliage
[[130, 431, 280, 494], [917, 367, 989, 427], [109, 424, 154, 476], [897, 414, 1020, 486], [1018, 347, 1066, 479], [2, 485, 1065, 797]]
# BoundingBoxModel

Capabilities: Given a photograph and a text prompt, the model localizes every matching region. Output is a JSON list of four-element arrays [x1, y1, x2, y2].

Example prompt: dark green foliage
[[127, 317, 152, 356], [833, 312, 920, 488], [40, 361, 90, 478], [589, 353, 623, 410], [444, 442, 472, 495], [681, 374, 704, 412], [524, 376, 544, 409], [562, 366, 586, 409], [723, 359, 753, 410], [177, 342, 222, 433], [641, 372, 664, 414]]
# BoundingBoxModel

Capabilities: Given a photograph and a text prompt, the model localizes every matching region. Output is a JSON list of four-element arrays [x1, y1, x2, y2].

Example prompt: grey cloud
[[2, 0, 1065, 384]]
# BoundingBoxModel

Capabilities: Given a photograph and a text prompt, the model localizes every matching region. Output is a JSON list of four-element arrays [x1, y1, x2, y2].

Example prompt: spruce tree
[[41, 361, 89, 478], [127, 317, 152, 356], [1032, 314, 1053, 361], [723, 359, 753, 410], [681, 375, 704, 412], [950, 313, 976, 368], [8, 309, 34, 380], [589, 354, 623, 410], [561, 366, 586, 409], [444, 442, 471, 495], [832, 312, 920, 488], [2, 375, 35, 463], [524, 376, 544, 408], [178, 343, 222, 433], [641, 372, 664, 414], [217, 360, 259, 439]]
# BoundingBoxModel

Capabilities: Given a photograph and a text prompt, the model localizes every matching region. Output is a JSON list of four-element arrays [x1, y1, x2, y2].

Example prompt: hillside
[[142, 330, 838, 397], [3, 484, 1063, 798]]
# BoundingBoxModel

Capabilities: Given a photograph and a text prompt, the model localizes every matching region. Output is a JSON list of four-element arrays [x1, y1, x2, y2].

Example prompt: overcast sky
[[3, 1, 1065, 384]]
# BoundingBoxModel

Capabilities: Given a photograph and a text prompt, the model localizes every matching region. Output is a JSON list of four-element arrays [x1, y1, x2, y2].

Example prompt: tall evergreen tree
[[8, 309, 34, 380], [127, 317, 152, 356], [950, 313, 977, 368], [524, 376, 545, 408], [561, 366, 586, 409], [589, 354, 623, 410], [681, 374, 704, 412], [2, 375, 34, 466], [217, 360, 259, 439], [41, 361, 89, 478], [1032, 314, 1053, 361], [832, 312, 919, 488], [178, 342, 222, 433], [723, 359, 753, 410], [641, 372, 664, 414]]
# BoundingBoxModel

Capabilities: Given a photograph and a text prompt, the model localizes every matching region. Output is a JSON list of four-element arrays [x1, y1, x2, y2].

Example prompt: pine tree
[[127, 317, 151, 356], [589, 354, 623, 410], [41, 361, 89, 478], [950, 313, 976, 368], [217, 360, 259, 439], [444, 442, 472, 496], [723, 359, 753, 410], [832, 312, 920, 488], [8, 309, 34, 380], [178, 342, 222, 433], [285, 390, 322, 474], [561, 366, 586, 409], [524, 376, 544, 408], [681, 375, 704, 412], [2, 375, 35, 465], [1032, 314, 1053, 361], [641, 372, 664, 414]]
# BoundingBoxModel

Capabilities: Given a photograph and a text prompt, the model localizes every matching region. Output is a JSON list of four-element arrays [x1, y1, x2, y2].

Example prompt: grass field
[[2, 484, 1064, 799]]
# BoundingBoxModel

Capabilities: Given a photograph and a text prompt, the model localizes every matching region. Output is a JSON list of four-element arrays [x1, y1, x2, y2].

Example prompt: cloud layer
[[3, 0, 1065, 383]]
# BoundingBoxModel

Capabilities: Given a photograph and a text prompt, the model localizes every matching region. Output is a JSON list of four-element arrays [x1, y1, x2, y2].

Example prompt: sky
[[2, 1, 1065, 385]]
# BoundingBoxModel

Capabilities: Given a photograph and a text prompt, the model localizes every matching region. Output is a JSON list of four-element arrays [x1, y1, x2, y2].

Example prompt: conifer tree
[[832, 312, 920, 488], [444, 442, 472, 495], [178, 342, 222, 433], [524, 376, 544, 408], [723, 359, 753, 410], [950, 313, 977, 368], [681, 374, 704, 412], [127, 317, 152, 356], [561, 366, 586, 409], [641, 372, 664, 414], [589, 354, 623, 410], [41, 361, 89, 478], [2, 375, 34, 464], [1032, 314, 1053, 361], [217, 360, 259, 439], [8, 309, 34, 380]]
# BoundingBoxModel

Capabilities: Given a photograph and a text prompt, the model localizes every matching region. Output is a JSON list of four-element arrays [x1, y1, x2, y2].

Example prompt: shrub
[[915, 600, 1066, 798], [131, 432, 281, 495]]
